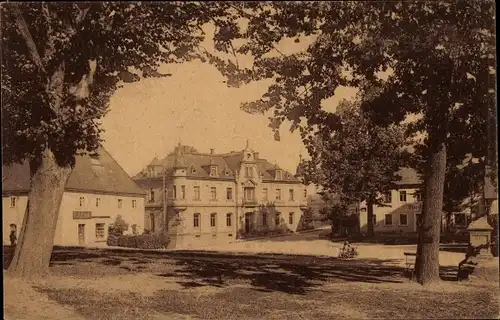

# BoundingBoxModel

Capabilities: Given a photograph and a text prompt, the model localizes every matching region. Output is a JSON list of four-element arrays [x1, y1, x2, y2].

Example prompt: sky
[[101, 61, 358, 177], [100, 24, 359, 178]]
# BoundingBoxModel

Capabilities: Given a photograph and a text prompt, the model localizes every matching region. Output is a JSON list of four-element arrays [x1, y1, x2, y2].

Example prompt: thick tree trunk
[[415, 142, 447, 285], [7, 148, 72, 279], [366, 199, 374, 237]]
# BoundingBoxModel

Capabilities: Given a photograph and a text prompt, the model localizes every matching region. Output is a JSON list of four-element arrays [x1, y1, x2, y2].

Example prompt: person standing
[[9, 224, 17, 246]]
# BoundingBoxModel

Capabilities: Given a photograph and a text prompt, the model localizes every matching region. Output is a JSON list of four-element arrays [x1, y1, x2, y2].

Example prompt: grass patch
[[36, 281, 499, 320]]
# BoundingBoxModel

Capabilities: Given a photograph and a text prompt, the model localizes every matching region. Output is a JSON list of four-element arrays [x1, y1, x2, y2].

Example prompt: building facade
[[359, 168, 424, 234], [2, 147, 145, 246], [358, 167, 477, 235], [133, 141, 308, 248]]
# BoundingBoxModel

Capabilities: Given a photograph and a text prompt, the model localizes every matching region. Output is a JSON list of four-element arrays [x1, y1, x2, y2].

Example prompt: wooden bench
[[404, 252, 417, 279]]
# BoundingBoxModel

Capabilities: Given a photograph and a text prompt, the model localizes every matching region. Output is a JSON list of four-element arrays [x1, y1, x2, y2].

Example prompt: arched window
[[210, 213, 217, 227]]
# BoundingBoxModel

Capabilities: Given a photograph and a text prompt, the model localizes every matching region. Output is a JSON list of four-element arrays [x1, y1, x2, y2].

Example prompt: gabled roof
[[134, 148, 300, 182], [394, 167, 423, 185], [2, 147, 145, 196]]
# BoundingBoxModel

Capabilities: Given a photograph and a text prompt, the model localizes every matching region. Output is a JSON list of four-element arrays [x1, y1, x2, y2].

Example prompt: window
[[180, 185, 186, 200], [210, 166, 218, 177], [96, 198, 101, 207], [399, 190, 407, 202], [95, 223, 105, 239], [416, 214, 422, 226], [226, 188, 233, 200], [79, 196, 85, 207], [172, 185, 177, 199], [117, 199, 122, 208], [289, 189, 294, 201], [276, 170, 283, 180], [276, 189, 282, 200], [10, 196, 16, 208], [245, 166, 253, 178], [210, 187, 217, 200], [262, 188, 268, 201], [383, 191, 392, 203], [149, 189, 155, 202], [385, 214, 393, 226], [194, 186, 200, 200], [372, 215, 377, 226], [415, 191, 423, 202], [226, 213, 232, 227], [244, 187, 255, 200], [150, 213, 155, 232], [210, 213, 217, 227], [289, 212, 294, 225], [304, 189, 307, 198], [262, 212, 267, 226], [275, 212, 281, 226], [132, 200, 136, 208], [193, 213, 200, 228], [454, 213, 467, 226], [399, 214, 408, 226]]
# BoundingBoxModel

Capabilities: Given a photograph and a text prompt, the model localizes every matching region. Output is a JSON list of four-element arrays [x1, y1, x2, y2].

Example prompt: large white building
[[133, 141, 309, 248], [2, 147, 145, 246]]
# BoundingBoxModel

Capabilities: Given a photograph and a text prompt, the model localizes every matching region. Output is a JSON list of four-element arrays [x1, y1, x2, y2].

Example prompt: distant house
[[359, 168, 424, 234], [133, 141, 308, 248], [2, 147, 145, 246], [359, 167, 477, 235]]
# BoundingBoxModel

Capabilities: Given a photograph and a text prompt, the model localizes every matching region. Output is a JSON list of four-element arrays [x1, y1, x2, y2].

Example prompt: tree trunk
[[7, 148, 72, 279], [367, 198, 374, 237], [415, 142, 447, 285]]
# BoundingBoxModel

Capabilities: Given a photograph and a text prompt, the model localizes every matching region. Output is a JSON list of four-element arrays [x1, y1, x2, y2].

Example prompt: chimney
[[254, 152, 259, 159], [210, 148, 215, 154]]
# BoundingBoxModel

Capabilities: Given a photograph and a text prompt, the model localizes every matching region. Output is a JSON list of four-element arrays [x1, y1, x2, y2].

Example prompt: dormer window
[[210, 166, 218, 177], [275, 169, 283, 180], [148, 166, 156, 178], [245, 166, 254, 178]]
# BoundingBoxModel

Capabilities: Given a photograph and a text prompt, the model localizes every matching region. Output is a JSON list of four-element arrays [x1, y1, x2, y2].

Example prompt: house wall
[[2, 194, 29, 245], [359, 187, 422, 234], [2, 192, 145, 246], [134, 172, 308, 248]]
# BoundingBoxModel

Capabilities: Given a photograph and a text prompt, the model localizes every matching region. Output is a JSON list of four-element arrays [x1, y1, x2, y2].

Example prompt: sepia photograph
[[1, 1, 498, 319]]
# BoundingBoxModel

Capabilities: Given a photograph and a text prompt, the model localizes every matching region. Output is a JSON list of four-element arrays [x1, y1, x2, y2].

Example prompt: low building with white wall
[[2, 147, 145, 246], [359, 168, 424, 235]]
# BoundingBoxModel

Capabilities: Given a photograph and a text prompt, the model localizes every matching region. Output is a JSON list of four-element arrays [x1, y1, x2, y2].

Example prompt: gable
[[242, 179, 257, 188]]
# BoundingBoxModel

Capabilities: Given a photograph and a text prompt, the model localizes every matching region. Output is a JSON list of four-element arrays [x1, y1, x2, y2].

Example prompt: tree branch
[[12, 5, 46, 73]]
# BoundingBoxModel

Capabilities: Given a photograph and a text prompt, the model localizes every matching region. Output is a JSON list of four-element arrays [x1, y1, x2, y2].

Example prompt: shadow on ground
[[4, 245, 462, 295]]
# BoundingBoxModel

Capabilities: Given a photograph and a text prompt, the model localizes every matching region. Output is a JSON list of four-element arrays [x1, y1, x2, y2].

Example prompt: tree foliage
[[1, 2, 229, 167], [208, 1, 495, 285], [304, 99, 409, 204], [1, 1, 236, 279]]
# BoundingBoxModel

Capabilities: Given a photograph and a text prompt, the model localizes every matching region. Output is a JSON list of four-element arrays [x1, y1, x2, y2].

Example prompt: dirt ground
[[4, 247, 499, 320]]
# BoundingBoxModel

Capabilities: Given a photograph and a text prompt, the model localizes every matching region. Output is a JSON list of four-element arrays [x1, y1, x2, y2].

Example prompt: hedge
[[112, 233, 170, 249]]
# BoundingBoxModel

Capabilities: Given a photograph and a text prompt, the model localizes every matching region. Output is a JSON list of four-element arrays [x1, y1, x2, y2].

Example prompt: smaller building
[[359, 168, 477, 235], [2, 147, 145, 246], [359, 168, 423, 234]]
